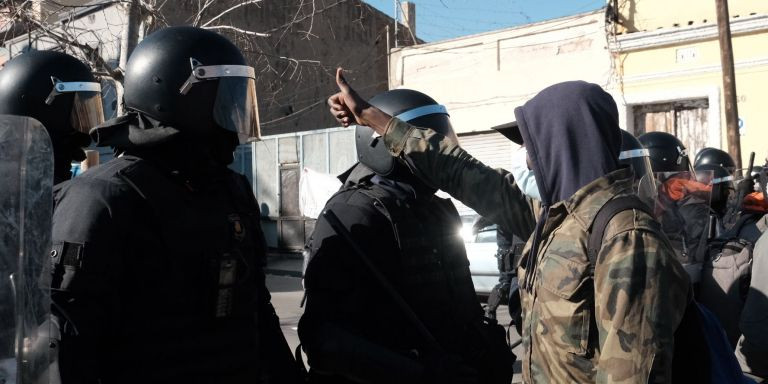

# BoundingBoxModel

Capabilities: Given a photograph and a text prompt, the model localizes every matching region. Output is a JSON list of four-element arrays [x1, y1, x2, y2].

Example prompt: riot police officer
[[694, 147, 736, 227], [48, 27, 301, 383], [695, 163, 734, 223], [639, 132, 711, 274], [0, 50, 104, 184], [0, 50, 105, 383], [699, 151, 768, 347], [299, 89, 517, 384], [735, 167, 768, 380]]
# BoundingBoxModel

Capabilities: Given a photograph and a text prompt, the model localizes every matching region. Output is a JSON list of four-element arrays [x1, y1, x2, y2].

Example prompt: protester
[[327, 68, 690, 383]]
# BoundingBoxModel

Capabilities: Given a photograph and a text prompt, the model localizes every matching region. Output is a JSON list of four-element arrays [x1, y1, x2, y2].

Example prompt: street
[[267, 274, 524, 383]]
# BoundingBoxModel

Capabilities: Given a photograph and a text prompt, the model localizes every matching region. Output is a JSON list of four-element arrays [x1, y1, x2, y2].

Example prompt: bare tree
[[0, 0, 395, 133], [0, 0, 279, 111]]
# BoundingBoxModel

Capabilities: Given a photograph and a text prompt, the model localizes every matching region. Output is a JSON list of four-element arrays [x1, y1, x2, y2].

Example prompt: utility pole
[[119, 0, 141, 69], [386, 24, 391, 89], [393, 0, 398, 48], [715, 0, 742, 168]]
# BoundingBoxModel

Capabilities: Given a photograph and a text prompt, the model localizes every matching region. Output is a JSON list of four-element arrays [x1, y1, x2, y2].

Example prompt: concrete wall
[[2, 3, 126, 120], [160, 0, 411, 137], [2, 1, 124, 62], [388, 9, 613, 135]]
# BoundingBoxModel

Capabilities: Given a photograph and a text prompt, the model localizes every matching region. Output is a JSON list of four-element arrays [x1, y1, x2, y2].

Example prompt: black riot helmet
[[694, 147, 735, 172], [637, 131, 692, 173], [123, 26, 260, 144], [356, 89, 454, 176], [0, 50, 103, 137], [695, 163, 733, 215], [0, 50, 104, 183]]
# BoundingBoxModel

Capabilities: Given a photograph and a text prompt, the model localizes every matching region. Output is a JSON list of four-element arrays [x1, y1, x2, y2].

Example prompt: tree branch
[[203, 25, 269, 37], [192, 0, 215, 27], [201, 0, 262, 28]]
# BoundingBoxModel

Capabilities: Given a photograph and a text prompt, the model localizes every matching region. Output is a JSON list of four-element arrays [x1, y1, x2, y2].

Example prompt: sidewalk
[[265, 250, 304, 277]]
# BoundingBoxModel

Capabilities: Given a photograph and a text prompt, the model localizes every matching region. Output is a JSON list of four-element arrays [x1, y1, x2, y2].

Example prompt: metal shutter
[[437, 130, 517, 217]]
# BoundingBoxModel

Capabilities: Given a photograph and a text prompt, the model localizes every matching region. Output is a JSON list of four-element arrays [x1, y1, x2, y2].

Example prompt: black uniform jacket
[[298, 165, 493, 384], [48, 153, 300, 384]]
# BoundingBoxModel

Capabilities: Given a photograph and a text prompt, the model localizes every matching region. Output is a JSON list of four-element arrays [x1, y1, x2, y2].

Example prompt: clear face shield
[[45, 77, 105, 134], [179, 58, 260, 144], [653, 170, 713, 279], [618, 148, 656, 206], [696, 171, 735, 203]]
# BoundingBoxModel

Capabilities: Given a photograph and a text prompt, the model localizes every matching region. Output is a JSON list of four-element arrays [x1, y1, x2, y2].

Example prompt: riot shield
[[0, 115, 53, 383], [653, 170, 713, 282]]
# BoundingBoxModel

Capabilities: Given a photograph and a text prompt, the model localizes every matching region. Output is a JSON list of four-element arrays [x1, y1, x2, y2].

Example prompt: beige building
[[388, 9, 614, 188], [388, 2, 768, 171], [609, 0, 768, 164]]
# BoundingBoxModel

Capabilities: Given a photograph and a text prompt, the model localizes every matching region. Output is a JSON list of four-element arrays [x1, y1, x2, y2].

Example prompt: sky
[[364, 0, 606, 43]]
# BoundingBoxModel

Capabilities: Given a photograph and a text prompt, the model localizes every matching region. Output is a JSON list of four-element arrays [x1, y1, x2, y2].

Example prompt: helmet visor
[[70, 91, 105, 134], [619, 148, 656, 205], [212, 76, 260, 144]]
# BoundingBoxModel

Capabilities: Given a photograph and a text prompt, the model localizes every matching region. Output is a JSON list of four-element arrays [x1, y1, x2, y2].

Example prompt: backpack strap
[[587, 196, 653, 275]]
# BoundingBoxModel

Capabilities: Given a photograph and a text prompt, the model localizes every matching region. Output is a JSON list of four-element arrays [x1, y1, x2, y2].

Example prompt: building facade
[[386, 9, 615, 214], [609, 0, 768, 164]]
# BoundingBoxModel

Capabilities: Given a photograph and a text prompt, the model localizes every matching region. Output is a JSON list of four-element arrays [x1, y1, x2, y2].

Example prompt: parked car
[[464, 223, 500, 296]]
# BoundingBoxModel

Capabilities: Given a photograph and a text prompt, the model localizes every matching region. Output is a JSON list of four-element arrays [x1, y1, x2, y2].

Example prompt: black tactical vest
[[340, 182, 486, 356], [51, 156, 266, 382]]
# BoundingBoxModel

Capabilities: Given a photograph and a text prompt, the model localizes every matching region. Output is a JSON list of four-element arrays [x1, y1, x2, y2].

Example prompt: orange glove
[[743, 192, 768, 213]]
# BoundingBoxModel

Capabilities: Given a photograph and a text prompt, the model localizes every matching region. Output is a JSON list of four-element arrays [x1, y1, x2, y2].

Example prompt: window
[[632, 99, 709, 157]]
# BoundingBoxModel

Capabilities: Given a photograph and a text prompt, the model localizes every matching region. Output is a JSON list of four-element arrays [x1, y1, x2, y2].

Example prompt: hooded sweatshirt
[[381, 81, 689, 384], [514, 81, 622, 206], [513, 81, 622, 287]]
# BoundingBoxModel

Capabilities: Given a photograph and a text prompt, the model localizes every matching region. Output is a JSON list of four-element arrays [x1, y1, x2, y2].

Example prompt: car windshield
[[475, 228, 497, 243]]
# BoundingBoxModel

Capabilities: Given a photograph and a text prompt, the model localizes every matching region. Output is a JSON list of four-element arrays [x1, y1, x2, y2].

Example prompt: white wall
[[388, 9, 614, 134], [4, 4, 124, 63]]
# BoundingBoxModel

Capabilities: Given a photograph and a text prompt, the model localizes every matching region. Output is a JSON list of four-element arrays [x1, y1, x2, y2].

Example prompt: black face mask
[[710, 189, 730, 217], [208, 129, 239, 166]]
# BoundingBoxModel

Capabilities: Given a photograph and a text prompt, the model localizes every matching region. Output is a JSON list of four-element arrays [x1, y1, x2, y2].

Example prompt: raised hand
[[327, 67, 391, 134]]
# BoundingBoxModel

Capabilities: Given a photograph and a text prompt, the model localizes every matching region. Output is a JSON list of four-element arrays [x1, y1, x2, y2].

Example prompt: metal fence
[[232, 126, 357, 250]]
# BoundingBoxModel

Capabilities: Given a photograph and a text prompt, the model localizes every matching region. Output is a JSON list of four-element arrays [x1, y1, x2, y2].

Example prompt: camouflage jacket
[[383, 118, 691, 383]]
